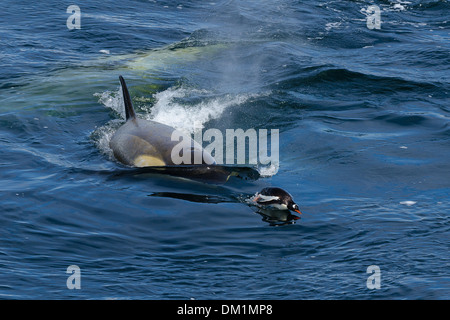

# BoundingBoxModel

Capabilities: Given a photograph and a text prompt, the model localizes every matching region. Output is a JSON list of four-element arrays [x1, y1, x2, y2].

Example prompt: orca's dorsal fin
[[119, 76, 136, 120]]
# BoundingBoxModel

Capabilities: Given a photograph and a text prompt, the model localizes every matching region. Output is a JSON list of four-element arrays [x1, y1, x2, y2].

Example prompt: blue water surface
[[0, 0, 449, 299]]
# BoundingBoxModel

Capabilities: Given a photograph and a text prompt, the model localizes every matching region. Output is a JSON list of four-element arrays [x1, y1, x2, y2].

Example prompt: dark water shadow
[[148, 192, 234, 204], [68, 164, 299, 225], [147, 191, 301, 227]]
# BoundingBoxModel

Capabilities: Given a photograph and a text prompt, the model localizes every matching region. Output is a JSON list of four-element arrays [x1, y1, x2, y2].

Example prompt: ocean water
[[0, 0, 449, 299]]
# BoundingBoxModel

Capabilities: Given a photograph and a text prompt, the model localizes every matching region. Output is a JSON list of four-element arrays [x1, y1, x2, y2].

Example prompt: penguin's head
[[287, 201, 302, 215]]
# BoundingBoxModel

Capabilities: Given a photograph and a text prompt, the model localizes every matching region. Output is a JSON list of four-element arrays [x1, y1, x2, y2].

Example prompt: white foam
[[93, 89, 126, 157], [392, 0, 411, 11], [393, 3, 406, 10], [94, 124, 115, 158], [400, 201, 417, 206], [325, 22, 341, 31], [147, 87, 254, 134], [258, 163, 279, 177], [94, 88, 125, 119]]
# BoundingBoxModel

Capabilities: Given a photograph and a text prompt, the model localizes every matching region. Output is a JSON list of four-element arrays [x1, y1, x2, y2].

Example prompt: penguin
[[251, 187, 302, 221]]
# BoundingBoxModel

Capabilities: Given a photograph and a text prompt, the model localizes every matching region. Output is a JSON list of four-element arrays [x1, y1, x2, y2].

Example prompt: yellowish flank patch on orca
[[133, 155, 165, 167]]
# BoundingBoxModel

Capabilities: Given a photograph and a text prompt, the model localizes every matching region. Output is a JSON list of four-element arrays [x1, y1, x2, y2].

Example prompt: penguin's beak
[[291, 208, 302, 220]]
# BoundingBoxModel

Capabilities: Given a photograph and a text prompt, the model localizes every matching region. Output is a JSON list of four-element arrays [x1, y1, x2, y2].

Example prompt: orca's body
[[110, 76, 215, 167], [109, 76, 259, 184]]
